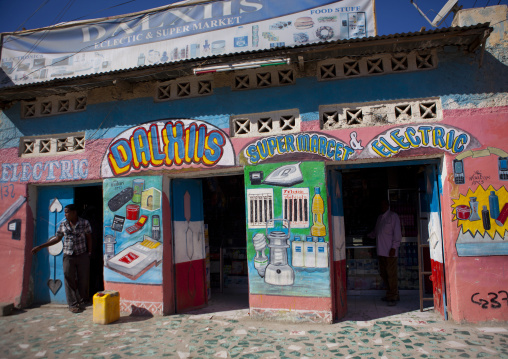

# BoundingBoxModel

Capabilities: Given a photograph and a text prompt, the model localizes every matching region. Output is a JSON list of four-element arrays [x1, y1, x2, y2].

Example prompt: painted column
[[245, 161, 333, 323], [103, 175, 164, 315]]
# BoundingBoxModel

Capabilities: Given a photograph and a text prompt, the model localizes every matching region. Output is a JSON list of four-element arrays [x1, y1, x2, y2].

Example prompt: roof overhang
[[0, 23, 492, 104]]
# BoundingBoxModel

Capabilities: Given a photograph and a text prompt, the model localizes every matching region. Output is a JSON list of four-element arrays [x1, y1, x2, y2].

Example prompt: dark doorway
[[74, 185, 104, 299], [203, 175, 248, 303], [340, 164, 434, 319]]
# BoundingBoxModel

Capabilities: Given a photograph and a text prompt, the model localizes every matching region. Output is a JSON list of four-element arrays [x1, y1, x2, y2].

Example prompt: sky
[[0, 0, 506, 36]]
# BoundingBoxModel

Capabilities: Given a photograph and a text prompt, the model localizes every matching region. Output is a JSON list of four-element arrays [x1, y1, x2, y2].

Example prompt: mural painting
[[452, 184, 508, 256], [450, 147, 508, 257], [452, 147, 508, 185], [103, 175, 163, 283], [245, 161, 330, 297], [101, 119, 235, 178]]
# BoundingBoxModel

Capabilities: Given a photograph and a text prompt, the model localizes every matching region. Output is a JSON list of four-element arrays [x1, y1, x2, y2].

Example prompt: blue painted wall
[[1, 46, 507, 150]]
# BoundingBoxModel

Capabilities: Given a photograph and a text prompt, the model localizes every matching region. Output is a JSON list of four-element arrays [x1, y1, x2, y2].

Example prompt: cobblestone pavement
[[1, 294, 507, 359]]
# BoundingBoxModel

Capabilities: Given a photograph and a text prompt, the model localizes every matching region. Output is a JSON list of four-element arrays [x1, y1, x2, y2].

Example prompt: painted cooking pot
[[456, 205, 471, 220]]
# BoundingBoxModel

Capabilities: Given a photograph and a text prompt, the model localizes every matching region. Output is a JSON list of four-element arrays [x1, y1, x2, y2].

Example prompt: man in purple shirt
[[369, 199, 402, 306]]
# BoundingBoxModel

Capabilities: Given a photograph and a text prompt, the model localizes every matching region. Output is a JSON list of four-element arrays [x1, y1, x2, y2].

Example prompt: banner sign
[[1, 0, 375, 87], [101, 119, 236, 178], [358, 124, 481, 159], [243, 132, 355, 164]]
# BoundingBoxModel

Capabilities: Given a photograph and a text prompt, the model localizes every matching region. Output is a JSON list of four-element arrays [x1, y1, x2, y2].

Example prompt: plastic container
[[291, 236, 304, 267], [93, 290, 120, 324], [316, 237, 329, 268], [126, 204, 140, 220], [304, 236, 316, 268]]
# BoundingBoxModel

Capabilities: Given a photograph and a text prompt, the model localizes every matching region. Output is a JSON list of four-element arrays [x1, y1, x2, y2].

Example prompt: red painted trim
[[249, 294, 332, 311], [332, 259, 347, 319], [430, 259, 445, 317]]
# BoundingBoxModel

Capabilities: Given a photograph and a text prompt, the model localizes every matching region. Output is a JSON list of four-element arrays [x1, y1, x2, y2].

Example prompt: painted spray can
[[495, 203, 508, 227], [316, 237, 328, 268], [482, 206, 491, 231], [304, 236, 316, 268], [489, 191, 500, 219], [291, 236, 304, 267], [469, 197, 481, 221], [132, 179, 144, 204]]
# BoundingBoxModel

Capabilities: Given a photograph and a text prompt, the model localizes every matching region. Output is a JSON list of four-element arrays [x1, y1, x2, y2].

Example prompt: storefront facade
[[0, 4, 507, 323]]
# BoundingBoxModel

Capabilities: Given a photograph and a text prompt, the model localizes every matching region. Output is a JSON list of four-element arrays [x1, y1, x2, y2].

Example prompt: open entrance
[[171, 174, 248, 314], [330, 162, 443, 321], [74, 185, 104, 298], [203, 175, 248, 309], [33, 183, 104, 305]]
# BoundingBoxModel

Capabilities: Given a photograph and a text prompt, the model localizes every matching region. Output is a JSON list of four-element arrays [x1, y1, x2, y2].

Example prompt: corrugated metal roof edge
[[0, 23, 492, 95]]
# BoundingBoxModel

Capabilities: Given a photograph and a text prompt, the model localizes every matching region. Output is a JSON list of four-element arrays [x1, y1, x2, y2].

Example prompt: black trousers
[[378, 256, 399, 301], [63, 253, 89, 307]]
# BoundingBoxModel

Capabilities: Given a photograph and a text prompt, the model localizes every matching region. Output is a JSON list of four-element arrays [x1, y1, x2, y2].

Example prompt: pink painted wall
[[440, 106, 508, 322], [104, 281, 164, 315], [0, 183, 31, 307]]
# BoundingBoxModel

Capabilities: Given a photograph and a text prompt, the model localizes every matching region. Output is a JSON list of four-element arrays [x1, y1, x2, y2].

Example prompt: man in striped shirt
[[32, 204, 92, 313]]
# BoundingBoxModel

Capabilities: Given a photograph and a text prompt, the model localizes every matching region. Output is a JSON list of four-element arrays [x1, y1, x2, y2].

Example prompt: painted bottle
[[315, 237, 329, 268], [304, 236, 316, 268], [311, 187, 326, 236], [291, 236, 304, 267], [482, 206, 491, 231], [469, 197, 481, 221], [137, 53, 145, 66], [489, 191, 500, 219]]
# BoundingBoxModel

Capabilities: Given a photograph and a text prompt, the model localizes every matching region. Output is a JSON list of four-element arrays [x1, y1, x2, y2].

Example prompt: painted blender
[[264, 219, 295, 286]]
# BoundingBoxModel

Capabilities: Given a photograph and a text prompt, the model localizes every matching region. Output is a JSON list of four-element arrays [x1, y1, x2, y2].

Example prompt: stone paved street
[[1, 293, 507, 359]]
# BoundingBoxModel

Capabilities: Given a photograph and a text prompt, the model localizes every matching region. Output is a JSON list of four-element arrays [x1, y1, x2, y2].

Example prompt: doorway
[[74, 185, 104, 298], [203, 175, 248, 302], [330, 162, 441, 320], [33, 184, 104, 305], [171, 174, 248, 314]]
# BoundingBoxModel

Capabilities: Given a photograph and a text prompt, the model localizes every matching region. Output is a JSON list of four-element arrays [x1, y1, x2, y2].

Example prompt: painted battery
[[93, 290, 120, 324]]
